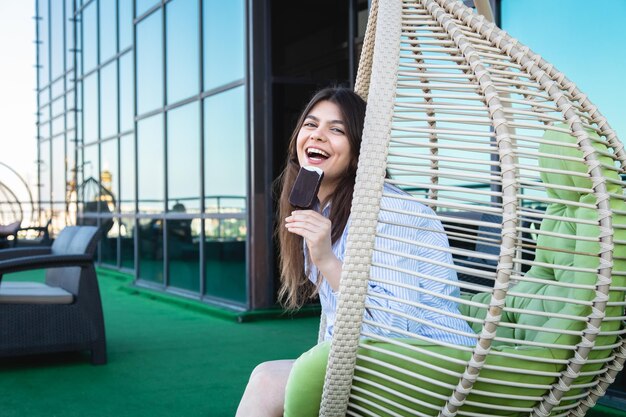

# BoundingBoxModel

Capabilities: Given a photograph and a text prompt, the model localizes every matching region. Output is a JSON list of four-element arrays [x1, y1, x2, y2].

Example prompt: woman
[[236, 87, 474, 417]]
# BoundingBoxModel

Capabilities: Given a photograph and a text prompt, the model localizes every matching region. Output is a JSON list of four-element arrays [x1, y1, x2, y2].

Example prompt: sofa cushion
[[0, 282, 74, 304]]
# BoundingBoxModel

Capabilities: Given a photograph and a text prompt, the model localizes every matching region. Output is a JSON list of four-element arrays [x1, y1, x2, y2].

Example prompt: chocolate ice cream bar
[[289, 166, 324, 209]]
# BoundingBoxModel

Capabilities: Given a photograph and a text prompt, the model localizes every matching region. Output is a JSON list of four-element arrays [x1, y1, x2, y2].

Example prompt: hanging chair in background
[[284, 0, 626, 416]]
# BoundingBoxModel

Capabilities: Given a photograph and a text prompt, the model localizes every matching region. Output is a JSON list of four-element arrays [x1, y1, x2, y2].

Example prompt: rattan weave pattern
[[0, 226, 106, 365], [318, 0, 626, 416], [320, 0, 402, 414]]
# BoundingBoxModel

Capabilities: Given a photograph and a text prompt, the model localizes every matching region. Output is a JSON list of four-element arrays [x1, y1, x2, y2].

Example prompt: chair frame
[[0, 226, 106, 365], [316, 0, 626, 416]]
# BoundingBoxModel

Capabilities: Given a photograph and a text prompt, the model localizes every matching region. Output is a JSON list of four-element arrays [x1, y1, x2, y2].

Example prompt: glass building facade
[[35, 0, 369, 310]]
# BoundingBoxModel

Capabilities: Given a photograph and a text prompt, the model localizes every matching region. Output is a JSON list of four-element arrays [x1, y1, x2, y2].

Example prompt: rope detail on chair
[[320, 0, 402, 415]]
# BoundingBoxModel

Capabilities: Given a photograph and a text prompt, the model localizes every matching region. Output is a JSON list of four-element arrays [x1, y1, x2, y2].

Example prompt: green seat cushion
[[285, 340, 564, 417], [284, 126, 626, 415]]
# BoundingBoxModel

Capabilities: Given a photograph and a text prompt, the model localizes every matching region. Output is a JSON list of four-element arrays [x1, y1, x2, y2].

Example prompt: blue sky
[[502, 0, 626, 141]]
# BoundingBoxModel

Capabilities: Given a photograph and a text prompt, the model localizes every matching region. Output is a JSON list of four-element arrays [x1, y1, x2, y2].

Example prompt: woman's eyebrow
[[305, 114, 345, 125]]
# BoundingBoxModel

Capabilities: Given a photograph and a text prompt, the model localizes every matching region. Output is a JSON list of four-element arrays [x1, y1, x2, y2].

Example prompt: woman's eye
[[331, 128, 345, 134], [303, 122, 317, 128]]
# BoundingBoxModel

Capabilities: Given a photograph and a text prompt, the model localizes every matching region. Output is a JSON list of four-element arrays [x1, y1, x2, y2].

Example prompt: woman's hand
[[285, 210, 342, 291]]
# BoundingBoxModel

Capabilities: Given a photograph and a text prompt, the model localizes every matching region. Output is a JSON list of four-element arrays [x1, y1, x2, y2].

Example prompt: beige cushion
[[0, 282, 74, 304]]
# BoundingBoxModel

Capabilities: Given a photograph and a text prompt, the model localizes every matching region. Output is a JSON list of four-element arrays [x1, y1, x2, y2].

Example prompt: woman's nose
[[310, 131, 326, 141]]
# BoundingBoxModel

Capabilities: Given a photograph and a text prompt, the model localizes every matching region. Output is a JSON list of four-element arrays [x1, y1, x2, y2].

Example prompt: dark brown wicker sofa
[[0, 226, 106, 365]]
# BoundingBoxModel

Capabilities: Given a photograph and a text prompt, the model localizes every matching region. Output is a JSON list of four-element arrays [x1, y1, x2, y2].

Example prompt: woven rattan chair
[[0, 226, 106, 365], [284, 0, 626, 416]]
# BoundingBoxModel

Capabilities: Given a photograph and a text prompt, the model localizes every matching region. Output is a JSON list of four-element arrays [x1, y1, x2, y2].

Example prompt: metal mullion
[[132, 0, 140, 283], [198, 0, 205, 298], [96, 0, 103, 264], [47, 0, 53, 219], [35, 0, 42, 224], [75, 0, 96, 15], [116, 0, 122, 269], [199, 79, 245, 100], [162, 2, 168, 288], [77, 0, 85, 224], [71, 0, 79, 230], [62, 0, 69, 228], [133, 0, 166, 24], [74, 47, 132, 82]]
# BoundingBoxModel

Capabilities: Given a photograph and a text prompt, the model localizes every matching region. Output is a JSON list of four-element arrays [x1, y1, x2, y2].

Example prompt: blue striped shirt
[[307, 183, 476, 346]]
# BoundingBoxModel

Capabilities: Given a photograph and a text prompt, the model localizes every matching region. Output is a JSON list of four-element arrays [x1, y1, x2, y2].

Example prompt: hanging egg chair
[[284, 0, 626, 416]]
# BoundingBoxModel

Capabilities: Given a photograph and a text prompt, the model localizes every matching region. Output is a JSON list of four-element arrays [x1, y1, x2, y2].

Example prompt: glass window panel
[[100, 61, 118, 138], [39, 89, 50, 107], [67, 90, 76, 130], [204, 86, 246, 211], [120, 134, 136, 213], [51, 0, 64, 79], [66, 0, 74, 70], [203, 0, 245, 91], [39, 121, 50, 141], [136, 0, 159, 17], [51, 203, 67, 233], [38, 0, 49, 88], [100, 0, 117, 60], [120, 217, 135, 270], [167, 218, 200, 292], [52, 115, 65, 135], [39, 104, 51, 124], [82, 2, 97, 72], [52, 97, 65, 117], [82, 143, 99, 184], [166, 0, 199, 104], [136, 10, 163, 115], [66, 133, 76, 191], [83, 73, 99, 142], [138, 217, 164, 284], [204, 230, 246, 303], [119, 0, 133, 50], [39, 139, 51, 204], [100, 218, 119, 266], [100, 138, 118, 213], [137, 114, 164, 213], [167, 103, 200, 212], [76, 12, 82, 76], [51, 77, 65, 99], [51, 136, 66, 204], [119, 52, 134, 132], [80, 143, 99, 215]]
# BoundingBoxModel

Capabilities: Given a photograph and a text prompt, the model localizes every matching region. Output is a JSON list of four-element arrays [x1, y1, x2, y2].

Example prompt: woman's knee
[[248, 360, 293, 389]]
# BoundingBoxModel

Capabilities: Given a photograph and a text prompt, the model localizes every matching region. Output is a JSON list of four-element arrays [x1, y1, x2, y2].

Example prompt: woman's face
[[296, 100, 353, 199]]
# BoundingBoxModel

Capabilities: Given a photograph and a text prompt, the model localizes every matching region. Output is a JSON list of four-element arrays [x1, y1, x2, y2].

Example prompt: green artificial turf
[[1, 270, 624, 417], [0, 269, 320, 417]]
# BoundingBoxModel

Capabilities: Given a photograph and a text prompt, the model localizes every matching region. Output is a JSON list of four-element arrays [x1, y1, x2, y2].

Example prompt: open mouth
[[306, 148, 330, 161]]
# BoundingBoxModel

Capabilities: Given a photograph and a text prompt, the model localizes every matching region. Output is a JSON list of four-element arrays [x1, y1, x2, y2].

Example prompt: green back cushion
[[464, 127, 625, 350], [284, 127, 625, 416]]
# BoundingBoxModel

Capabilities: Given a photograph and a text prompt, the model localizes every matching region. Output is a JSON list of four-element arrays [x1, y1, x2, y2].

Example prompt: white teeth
[[307, 148, 329, 158]]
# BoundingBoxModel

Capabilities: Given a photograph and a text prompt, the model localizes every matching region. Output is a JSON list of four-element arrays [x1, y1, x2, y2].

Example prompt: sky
[[501, 0, 626, 143], [0, 1, 37, 208]]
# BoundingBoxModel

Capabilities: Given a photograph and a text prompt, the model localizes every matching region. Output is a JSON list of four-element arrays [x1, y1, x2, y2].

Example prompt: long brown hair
[[275, 87, 367, 309]]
